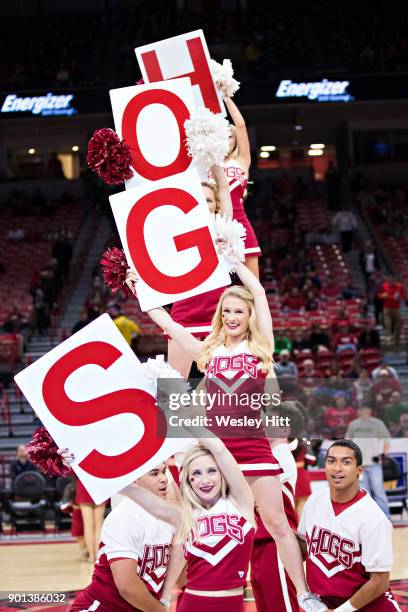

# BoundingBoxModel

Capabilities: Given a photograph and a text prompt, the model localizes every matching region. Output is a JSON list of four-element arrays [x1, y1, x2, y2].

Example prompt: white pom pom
[[211, 58, 240, 98], [184, 108, 229, 168], [142, 355, 191, 407], [143, 355, 184, 380], [213, 214, 246, 272]]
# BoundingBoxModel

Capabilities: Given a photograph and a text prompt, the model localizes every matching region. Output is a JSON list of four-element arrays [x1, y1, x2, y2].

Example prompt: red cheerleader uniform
[[293, 443, 315, 500], [222, 159, 261, 257], [205, 340, 283, 478], [170, 286, 226, 338], [70, 498, 175, 611], [177, 496, 254, 612], [251, 442, 299, 612], [75, 478, 96, 505]]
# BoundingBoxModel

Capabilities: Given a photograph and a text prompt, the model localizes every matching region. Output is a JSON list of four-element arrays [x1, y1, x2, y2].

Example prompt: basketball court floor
[[1, 528, 407, 611]]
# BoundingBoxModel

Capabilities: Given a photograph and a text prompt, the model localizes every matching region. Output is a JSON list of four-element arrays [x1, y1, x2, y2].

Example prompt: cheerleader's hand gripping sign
[[14, 314, 192, 504]]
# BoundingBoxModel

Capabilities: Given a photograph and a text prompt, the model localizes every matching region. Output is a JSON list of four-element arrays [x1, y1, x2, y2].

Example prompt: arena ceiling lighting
[[260, 145, 276, 152], [308, 149, 324, 156], [72, 145, 79, 151], [310, 143, 325, 149], [28, 148, 36, 154], [294, 124, 303, 131], [259, 151, 270, 158]]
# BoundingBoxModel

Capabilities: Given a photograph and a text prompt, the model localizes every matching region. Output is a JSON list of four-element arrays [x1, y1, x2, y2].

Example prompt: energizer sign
[[275, 79, 353, 102]]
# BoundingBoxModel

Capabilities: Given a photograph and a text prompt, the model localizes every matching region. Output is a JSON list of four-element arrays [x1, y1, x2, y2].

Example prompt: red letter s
[[42, 341, 167, 479]]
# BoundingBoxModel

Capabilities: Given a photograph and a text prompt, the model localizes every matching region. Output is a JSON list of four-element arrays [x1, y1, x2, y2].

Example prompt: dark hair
[[326, 439, 363, 466], [268, 400, 306, 437]]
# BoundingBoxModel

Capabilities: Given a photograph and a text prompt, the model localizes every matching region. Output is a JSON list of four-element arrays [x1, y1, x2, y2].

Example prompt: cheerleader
[[251, 401, 305, 612], [126, 264, 328, 611], [122, 435, 255, 612], [58, 456, 177, 612], [293, 439, 316, 520], [221, 95, 261, 278], [168, 164, 232, 378], [75, 475, 106, 564]]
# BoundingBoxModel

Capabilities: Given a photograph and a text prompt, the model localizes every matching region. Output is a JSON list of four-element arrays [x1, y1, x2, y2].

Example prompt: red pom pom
[[87, 128, 134, 185], [100, 247, 132, 297], [27, 427, 71, 478]]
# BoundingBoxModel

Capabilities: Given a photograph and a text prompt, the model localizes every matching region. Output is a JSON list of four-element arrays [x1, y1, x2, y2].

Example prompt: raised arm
[[210, 164, 233, 218], [235, 261, 274, 346], [199, 436, 254, 525], [120, 483, 181, 529], [125, 270, 202, 360], [224, 97, 251, 171]]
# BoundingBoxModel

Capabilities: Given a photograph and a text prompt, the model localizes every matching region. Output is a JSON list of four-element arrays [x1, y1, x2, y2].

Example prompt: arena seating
[[2, 1, 408, 91]]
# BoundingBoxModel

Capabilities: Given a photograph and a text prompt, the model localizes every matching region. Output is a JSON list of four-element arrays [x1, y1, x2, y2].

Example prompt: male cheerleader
[[298, 439, 401, 611], [69, 462, 175, 611]]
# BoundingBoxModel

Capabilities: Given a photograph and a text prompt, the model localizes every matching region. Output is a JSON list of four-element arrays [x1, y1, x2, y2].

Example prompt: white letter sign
[[135, 30, 224, 115], [110, 78, 198, 189], [109, 169, 230, 311], [14, 314, 192, 504]]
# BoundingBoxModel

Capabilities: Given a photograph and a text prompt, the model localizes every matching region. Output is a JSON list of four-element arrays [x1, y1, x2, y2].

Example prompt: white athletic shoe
[[298, 592, 328, 611]]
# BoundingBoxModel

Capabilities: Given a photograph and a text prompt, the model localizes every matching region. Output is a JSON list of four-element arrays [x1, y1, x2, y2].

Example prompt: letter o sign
[[122, 89, 191, 181]]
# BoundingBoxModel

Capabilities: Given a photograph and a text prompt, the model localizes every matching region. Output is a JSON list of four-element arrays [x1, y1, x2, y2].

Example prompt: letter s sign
[[42, 341, 167, 479]]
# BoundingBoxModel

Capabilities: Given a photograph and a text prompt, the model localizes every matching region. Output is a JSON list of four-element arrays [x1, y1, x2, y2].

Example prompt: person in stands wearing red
[[324, 396, 357, 438], [379, 275, 405, 346], [283, 287, 306, 312], [371, 368, 402, 419], [331, 323, 359, 354], [321, 277, 341, 300]]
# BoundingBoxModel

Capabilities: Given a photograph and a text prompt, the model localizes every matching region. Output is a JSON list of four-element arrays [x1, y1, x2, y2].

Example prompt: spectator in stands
[[332, 206, 358, 253], [392, 413, 408, 438], [371, 271, 385, 326], [346, 406, 391, 518], [52, 228, 73, 280], [371, 359, 399, 381], [324, 161, 340, 209], [275, 349, 298, 380], [341, 277, 363, 300], [33, 286, 48, 336], [274, 330, 292, 354], [358, 322, 380, 349], [352, 368, 373, 407], [379, 275, 405, 345], [359, 240, 379, 292], [309, 324, 330, 352], [322, 358, 345, 380], [324, 396, 357, 438], [344, 355, 363, 379], [110, 305, 140, 347], [321, 277, 341, 300], [85, 289, 105, 321], [372, 368, 402, 417], [9, 444, 37, 482], [332, 323, 359, 354], [300, 358, 323, 396], [71, 309, 91, 335], [385, 391, 408, 434], [47, 153, 64, 178], [304, 289, 319, 311], [283, 287, 306, 312], [292, 329, 312, 353]]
